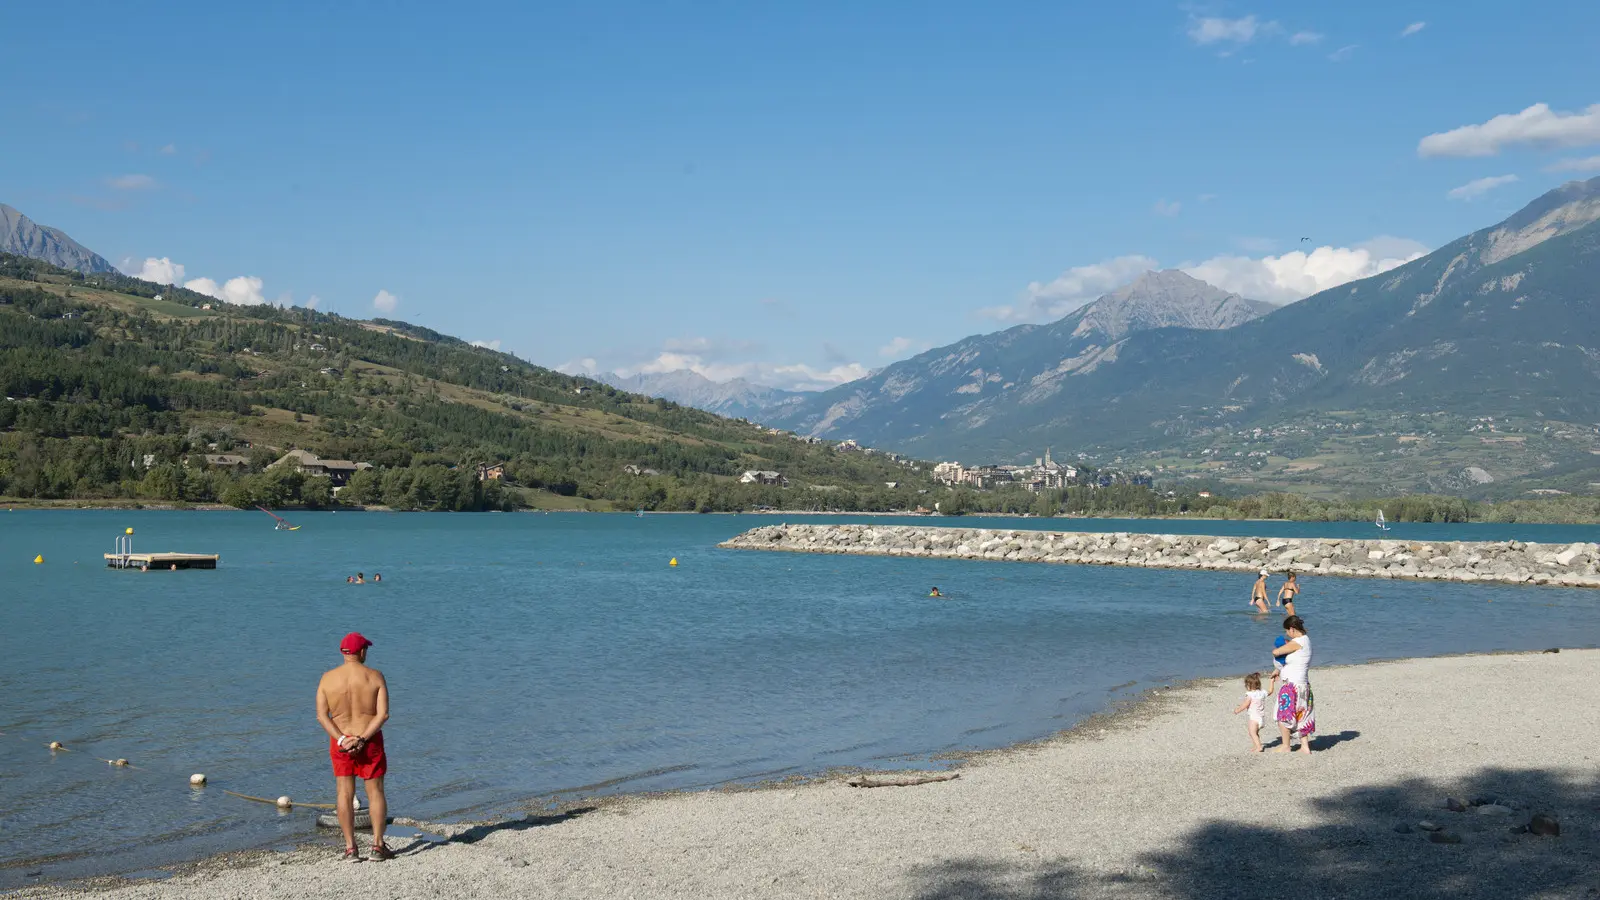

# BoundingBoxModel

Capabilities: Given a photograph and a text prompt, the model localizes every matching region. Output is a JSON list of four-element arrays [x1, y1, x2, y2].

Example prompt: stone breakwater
[[719, 524, 1600, 588]]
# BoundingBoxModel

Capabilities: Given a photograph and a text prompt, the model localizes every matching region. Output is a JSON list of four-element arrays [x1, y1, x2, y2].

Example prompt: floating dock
[[106, 552, 220, 570]]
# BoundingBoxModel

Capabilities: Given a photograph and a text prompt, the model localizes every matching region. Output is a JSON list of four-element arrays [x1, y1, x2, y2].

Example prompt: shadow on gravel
[[448, 806, 598, 845], [1310, 729, 1361, 750], [907, 768, 1599, 899]]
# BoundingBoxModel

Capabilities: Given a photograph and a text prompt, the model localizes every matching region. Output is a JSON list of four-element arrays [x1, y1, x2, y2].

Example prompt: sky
[[4, 1, 1600, 391]]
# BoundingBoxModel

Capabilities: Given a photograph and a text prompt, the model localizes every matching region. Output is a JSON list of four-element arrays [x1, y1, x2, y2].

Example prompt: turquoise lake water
[[2, 511, 1598, 887]]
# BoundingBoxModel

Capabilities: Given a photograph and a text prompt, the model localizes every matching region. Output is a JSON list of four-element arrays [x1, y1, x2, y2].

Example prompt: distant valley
[[590, 369, 809, 421]]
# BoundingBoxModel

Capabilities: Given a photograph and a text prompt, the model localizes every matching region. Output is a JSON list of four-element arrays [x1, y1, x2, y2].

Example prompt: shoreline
[[7, 504, 1600, 527], [16, 648, 1599, 898]]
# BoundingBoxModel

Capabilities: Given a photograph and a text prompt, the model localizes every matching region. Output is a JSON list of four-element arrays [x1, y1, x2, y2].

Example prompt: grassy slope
[[0, 255, 935, 507]]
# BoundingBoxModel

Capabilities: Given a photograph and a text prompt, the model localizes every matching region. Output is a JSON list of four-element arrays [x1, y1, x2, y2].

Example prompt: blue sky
[[5, 1, 1600, 390]]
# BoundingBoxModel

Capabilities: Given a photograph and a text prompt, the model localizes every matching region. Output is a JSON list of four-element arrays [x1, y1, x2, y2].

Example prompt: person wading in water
[[1250, 570, 1271, 614]]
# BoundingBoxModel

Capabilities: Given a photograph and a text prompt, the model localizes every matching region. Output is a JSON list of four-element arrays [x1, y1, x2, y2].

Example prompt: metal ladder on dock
[[111, 532, 134, 568]]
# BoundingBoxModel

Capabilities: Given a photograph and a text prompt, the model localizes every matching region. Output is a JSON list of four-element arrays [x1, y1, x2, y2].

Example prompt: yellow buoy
[[48, 741, 64, 750], [111, 758, 130, 767], [276, 796, 293, 808], [190, 773, 207, 786], [669, 557, 678, 567], [34, 555, 44, 564], [126, 527, 134, 535]]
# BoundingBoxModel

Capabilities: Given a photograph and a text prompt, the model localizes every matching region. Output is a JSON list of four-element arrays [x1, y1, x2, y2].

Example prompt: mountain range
[[8, 178, 1600, 499], [591, 369, 809, 421], [0, 204, 117, 275], [758, 176, 1600, 495], [762, 269, 1278, 444]]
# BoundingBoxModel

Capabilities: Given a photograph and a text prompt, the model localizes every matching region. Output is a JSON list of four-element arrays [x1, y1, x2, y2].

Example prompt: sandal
[[371, 843, 397, 861], [343, 847, 363, 862]]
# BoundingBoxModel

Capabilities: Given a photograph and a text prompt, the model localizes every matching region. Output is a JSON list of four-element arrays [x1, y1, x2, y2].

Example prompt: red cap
[[340, 632, 373, 655]]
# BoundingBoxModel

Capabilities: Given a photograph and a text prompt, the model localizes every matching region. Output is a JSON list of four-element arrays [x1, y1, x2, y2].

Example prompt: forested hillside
[[0, 254, 941, 511]]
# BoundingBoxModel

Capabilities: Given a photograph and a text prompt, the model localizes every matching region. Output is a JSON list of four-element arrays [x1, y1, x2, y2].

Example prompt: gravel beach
[[23, 650, 1599, 899]]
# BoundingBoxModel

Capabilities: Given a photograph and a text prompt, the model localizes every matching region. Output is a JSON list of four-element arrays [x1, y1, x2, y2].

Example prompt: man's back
[[319, 662, 386, 738]]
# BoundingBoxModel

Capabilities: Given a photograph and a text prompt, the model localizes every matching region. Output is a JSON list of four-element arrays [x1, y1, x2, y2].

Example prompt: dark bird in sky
[[1300, 237, 1311, 242]]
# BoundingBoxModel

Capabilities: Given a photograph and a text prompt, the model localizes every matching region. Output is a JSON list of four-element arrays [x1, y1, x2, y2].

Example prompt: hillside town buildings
[[932, 448, 1151, 492]]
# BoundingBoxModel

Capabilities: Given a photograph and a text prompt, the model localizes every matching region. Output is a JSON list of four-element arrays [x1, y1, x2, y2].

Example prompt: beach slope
[[29, 651, 1600, 899]]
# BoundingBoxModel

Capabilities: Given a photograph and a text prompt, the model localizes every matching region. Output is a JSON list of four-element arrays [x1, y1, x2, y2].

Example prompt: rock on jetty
[[720, 524, 1600, 588]]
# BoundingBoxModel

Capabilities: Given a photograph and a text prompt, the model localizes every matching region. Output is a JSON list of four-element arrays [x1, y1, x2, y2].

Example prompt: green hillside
[[0, 253, 941, 511]]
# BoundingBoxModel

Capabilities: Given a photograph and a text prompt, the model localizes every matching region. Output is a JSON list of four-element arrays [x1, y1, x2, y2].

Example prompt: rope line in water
[[223, 790, 336, 810], [7, 731, 337, 811]]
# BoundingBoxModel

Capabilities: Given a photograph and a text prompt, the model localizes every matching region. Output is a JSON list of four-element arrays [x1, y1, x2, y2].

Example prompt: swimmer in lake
[[929, 586, 942, 598], [373, 573, 382, 583], [1251, 570, 1271, 614], [355, 573, 365, 584]]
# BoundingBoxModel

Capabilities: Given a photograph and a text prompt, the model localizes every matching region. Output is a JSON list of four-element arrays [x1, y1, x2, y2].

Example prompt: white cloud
[[982, 255, 1159, 322], [1419, 103, 1600, 158], [1154, 199, 1182, 217], [878, 336, 931, 359], [185, 275, 267, 306], [1545, 154, 1600, 173], [1289, 31, 1323, 46], [570, 342, 873, 392], [1400, 21, 1426, 37], [159, 143, 177, 155], [1328, 44, 1358, 62], [1187, 15, 1270, 45], [107, 173, 157, 191], [560, 357, 600, 375], [1184, 239, 1428, 304], [1197, 193, 1219, 203], [122, 256, 186, 285], [121, 254, 306, 307], [879, 337, 915, 358], [471, 339, 502, 351], [372, 289, 399, 313], [768, 361, 872, 391], [1446, 174, 1520, 201]]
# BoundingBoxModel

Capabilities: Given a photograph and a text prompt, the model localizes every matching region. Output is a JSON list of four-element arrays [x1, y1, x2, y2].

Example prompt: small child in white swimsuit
[[1232, 672, 1268, 753]]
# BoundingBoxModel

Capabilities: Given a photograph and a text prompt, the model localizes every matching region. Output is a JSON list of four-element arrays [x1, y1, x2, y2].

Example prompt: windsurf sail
[[1376, 509, 1388, 531], [257, 506, 301, 531]]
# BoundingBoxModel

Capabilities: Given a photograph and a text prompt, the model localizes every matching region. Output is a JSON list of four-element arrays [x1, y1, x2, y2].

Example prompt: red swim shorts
[[329, 731, 387, 779]]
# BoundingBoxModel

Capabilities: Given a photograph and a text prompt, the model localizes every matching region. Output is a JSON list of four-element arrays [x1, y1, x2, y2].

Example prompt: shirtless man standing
[[315, 632, 393, 861]]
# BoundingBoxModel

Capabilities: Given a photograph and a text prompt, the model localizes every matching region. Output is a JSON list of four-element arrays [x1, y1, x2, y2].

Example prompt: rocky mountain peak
[[1070, 268, 1270, 342], [1479, 174, 1600, 266], [0, 204, 118, 275]]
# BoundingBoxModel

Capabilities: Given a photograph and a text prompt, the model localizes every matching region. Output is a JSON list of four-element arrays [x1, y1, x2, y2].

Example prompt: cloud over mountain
[[1447, 174, 1520, 201], [1420, 103, 1600, 158]]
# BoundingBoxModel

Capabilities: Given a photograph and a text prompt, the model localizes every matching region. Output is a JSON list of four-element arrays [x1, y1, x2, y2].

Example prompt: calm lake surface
[[2, 511, 1598, 886]]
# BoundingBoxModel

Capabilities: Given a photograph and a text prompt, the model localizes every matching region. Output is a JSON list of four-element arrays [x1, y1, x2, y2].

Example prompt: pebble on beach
[[1529, 813, 1561, 836]]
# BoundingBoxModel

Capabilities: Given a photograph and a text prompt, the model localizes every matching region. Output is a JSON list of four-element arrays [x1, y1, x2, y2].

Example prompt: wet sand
[[22, 650, 1600, 899]]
